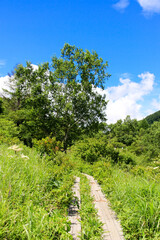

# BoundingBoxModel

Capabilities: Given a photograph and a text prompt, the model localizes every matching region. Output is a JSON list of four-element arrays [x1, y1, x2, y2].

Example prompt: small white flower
[[21, 154, 29, 159], [153, 167, 159, 170], [8, 145, 23, 152]]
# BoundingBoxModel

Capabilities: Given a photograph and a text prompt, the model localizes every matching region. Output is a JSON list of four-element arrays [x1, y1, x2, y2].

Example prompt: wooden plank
[[68, 177, 81, 240], [84, 174, 124, 240]]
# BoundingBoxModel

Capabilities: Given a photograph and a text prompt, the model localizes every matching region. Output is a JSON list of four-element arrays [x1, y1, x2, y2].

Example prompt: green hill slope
[[145, 110, 160, 124]]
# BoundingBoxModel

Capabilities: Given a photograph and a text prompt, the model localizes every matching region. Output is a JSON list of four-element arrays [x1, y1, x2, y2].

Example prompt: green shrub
[[73, 138, 135, 166], [73, 138, 108, 163], [118, 152, 136, 165], [0, 116, 19, 144], [33, 137, 63, 156]]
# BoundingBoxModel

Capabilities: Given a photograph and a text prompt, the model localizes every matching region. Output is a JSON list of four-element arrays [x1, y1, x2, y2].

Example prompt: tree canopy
[[3, 44, 110, 149]]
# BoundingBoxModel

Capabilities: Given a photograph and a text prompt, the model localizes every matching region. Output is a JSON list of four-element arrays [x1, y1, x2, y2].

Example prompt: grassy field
[[0, 144, 74, 239], [79, 160, 160, 240], [1, 142, 160, 239]]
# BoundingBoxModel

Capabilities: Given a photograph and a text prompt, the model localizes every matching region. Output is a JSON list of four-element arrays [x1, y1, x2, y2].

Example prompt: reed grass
[[90, 161, 160, 240], [0, 144, 74, 239]]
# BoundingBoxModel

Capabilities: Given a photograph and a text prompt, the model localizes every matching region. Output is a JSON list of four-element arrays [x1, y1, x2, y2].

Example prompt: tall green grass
[[79, 174, 103, 240], [0, 144, 74, 239], [89, 161, 160, 240]]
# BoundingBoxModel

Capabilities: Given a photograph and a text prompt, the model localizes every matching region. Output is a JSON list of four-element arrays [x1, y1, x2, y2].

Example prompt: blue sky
[[0, 0, 160, 123]]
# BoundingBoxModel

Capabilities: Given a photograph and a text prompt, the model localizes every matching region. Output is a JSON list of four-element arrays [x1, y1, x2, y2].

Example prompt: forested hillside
[[145, 110, 160, 125], [0, 45, 160, 239]]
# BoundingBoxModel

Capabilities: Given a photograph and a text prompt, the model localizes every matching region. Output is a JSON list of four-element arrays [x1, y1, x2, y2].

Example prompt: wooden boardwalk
[[84, 174, 124, 240], [68, 177, 81, 240], [68, 175, 125, 240]]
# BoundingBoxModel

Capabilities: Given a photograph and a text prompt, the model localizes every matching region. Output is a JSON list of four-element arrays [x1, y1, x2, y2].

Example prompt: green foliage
[[33, 137, 63, 157], [130, 121, 160, 163], [138, 119, 149, 130], [73, 137, 135, 165], [1, 41, 160, 239], [0, 144, 74, 239], [80, 174, 103, 239], [145, 110, 160, 125], [73, 137, 108, 163], [118, 151, 136, 165], [108, 116, 139, 146], [0, 116, 19, 144], [81, 161, 160, 240], [1, 104, 160, 240], [2, 44, 110, 149], [68, 123, 160, 240]]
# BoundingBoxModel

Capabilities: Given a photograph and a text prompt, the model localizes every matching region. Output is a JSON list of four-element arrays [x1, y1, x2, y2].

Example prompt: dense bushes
[[73, 137, 107, 163], [73, 137, 135, 165], [33, 137, 63, 157], [0, 116, 19, 144]]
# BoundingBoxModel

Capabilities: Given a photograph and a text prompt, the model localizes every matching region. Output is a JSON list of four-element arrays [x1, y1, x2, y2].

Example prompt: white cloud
[[98, 72, 155, 123], [113, 0, 160, 14], [0, 60, 6, 68], [137, 0, 160, 13], [0, 75, 10, 95], [31, 64, 39, 71], [151, 95, 160, 110], [113, 0, 130, 10]]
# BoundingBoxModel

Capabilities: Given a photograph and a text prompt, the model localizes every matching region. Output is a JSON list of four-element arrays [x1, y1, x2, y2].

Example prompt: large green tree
[[3, 62, 53, 145], [3, 44, 110, 149]]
